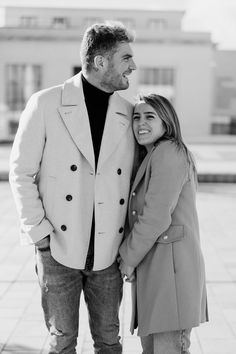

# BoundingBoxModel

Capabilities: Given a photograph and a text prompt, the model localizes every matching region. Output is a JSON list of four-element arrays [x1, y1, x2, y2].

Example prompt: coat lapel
[[131, 147, 154, 193], [97, 92, 130, 170], [128, 147, 154, 227], [58, 73, 95, 171]]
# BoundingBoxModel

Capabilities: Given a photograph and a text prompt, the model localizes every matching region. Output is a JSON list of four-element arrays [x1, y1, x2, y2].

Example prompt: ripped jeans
[[141, 329, 191, 354], [35, 248, 123, 354]]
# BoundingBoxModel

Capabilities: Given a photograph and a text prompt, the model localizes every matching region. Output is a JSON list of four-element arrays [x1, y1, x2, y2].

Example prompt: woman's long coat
[[119, 140, 208, 336]]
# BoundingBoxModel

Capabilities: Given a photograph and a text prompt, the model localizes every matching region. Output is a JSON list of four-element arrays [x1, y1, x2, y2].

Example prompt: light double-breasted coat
[[9, 72, 135, 270], [119, 140, 208, 336]]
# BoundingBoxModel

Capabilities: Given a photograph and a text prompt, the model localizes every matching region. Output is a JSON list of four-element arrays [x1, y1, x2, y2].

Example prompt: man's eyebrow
[[122, 53, 132, 58]]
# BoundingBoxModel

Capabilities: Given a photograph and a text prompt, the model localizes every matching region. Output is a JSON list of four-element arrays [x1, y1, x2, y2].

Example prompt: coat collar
[[131, 146, 156, 193], [97, 92, 131, 170], [58, 72, 132, 171], [61, 72, 83, 106]]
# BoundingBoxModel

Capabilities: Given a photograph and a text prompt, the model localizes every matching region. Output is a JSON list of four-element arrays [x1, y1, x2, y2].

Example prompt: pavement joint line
[[0, 280, 37, 283], [194, 332, 204, 354], [206, 280, 236, 284], [0, 290, 40, 352], [1, 184, 236, 354], [0, 280, 35, 301]]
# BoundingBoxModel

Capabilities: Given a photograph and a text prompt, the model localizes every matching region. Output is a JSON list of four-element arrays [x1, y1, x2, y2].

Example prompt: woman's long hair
[[137, 93, 197, 177]]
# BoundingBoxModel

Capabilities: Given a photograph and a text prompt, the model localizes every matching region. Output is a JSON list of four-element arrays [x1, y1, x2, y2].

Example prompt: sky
[[183, 0, 236, 50], [0, 0, 236, 50]]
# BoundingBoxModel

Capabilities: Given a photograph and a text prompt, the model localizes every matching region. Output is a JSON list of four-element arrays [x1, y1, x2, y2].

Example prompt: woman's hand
[[119, 259, 136, 282]]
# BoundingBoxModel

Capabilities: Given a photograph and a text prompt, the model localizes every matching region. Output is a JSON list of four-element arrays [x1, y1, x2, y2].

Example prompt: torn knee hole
[[50, 326, 64, 336]]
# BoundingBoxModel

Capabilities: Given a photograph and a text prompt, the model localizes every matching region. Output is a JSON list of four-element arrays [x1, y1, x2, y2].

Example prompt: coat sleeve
[[9, 93, 54, 245], [119, 142, 189, 268]]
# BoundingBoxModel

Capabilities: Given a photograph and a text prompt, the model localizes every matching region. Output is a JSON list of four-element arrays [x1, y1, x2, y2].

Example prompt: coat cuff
[[119, 240, 139, 268], [20, 218, 54, 245]]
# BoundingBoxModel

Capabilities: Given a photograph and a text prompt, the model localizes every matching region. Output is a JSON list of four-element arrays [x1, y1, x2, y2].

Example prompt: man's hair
[[80, 22, 134, 72]]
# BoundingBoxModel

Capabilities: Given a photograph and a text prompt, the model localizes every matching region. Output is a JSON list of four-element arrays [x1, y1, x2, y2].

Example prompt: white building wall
[[176, 44, 213, 137], [0, 38, 81, 138], [121, 41, 213, 138], [0, 5, 214, 139], [2, 7, 183, 30]]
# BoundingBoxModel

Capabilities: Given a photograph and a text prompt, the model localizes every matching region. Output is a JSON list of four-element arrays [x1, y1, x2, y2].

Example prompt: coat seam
[[173, 251, 181, 329]]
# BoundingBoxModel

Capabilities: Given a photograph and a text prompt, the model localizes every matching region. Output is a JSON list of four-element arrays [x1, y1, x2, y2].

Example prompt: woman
[[119, 94, 208, 354]]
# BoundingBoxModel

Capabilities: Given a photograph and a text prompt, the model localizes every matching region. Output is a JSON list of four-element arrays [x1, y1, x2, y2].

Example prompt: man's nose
[[130, 59, 137, 71]]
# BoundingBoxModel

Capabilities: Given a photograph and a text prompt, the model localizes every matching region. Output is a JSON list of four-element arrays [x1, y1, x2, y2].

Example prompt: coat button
[[61, 225, 67, 231], [132, 210, 137, 216], [119, 227, 124, 233], [119, 198, 125, 205], [66, 195, 73, 201], [163, 235, 168, 240], [132, 192, 136, 197], [70, 164, 77, 171], [117, 168, 122, 175]]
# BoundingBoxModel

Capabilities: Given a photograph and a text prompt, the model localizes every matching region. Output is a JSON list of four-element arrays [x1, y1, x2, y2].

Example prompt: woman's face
[[132, 101, 166, 151]]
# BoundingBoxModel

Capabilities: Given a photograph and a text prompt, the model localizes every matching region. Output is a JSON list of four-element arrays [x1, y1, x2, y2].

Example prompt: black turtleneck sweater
[[82, 74, 113, 167], [82, 74, 113, 270]]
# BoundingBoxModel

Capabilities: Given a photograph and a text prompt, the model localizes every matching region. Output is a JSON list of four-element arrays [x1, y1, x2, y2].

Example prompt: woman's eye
[[147, 115, 154, 119], [133, 116, 139, 120]]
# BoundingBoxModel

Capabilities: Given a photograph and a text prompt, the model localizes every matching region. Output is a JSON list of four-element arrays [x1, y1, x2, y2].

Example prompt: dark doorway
[[229, 117, 236, 134]]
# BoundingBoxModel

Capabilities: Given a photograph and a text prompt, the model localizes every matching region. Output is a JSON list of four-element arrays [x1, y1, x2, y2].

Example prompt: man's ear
[[94, 55, 107, 70]]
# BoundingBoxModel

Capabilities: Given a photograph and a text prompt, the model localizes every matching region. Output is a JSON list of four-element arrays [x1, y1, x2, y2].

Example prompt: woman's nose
[[137, 119, 146, 127]]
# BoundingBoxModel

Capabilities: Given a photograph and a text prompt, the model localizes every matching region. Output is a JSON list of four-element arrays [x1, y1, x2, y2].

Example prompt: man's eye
[[133, 116, 139, 120]]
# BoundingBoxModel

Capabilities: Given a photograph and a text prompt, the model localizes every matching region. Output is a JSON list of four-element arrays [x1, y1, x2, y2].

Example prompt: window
[[20, 16, 38, 27], [139, 68, 174, 85], [230, 117, 236, 134], [5, 64, 42, 111], [215, 76, 236, 110], [148, 19, 167, 31], [139, 67, 175, 102], [52, 17, 69, 28]]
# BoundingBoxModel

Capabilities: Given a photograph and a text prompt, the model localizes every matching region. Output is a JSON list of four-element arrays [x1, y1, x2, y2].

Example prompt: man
[[9, 22, 136, 353]]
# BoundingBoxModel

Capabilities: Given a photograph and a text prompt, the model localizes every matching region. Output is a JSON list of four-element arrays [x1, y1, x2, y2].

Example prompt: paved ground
[[1, 137, 236, 353], [1, 181, 236, 353]]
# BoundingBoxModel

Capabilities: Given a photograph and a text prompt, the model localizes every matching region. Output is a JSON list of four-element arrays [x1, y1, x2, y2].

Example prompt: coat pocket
[[157, 225, 184, 244]]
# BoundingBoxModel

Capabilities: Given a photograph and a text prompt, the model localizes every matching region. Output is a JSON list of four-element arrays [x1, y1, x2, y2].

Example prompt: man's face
[[100, 42, 136, 92]]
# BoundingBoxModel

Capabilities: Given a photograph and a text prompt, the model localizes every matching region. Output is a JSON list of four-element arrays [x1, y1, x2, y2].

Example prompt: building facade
[[0, 5, 214, 139], [212, 51, 236, 135]]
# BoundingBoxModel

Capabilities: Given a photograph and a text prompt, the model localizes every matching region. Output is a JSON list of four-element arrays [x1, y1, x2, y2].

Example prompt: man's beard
[[101, 67, 129, 92]]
